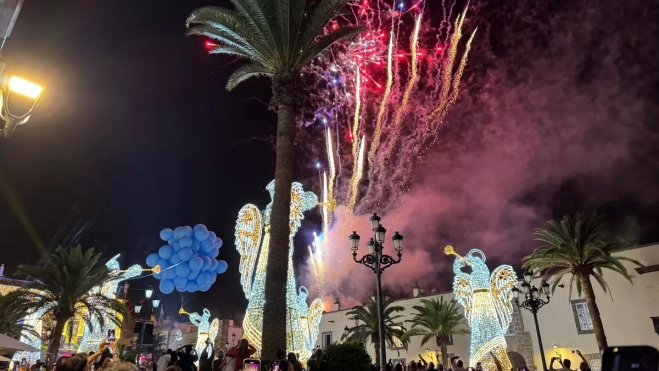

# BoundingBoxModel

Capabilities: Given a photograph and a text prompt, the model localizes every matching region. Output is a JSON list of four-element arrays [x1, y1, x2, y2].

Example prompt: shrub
[[323, 342, 371, 371]]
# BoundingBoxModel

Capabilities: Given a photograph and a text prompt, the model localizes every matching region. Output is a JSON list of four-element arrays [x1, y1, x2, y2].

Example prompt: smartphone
[[273, 362, 280, 371], [107, 329, 116, 342], [243, 359, 260, 370], [602, 346, 658, 371]]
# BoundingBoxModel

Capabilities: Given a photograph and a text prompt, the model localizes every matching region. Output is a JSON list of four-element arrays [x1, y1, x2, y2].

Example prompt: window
[[391, 326, 404, 349], [322, 332, 332, 347], [571, 299, 594, 334], [651, 317, 659, 335]]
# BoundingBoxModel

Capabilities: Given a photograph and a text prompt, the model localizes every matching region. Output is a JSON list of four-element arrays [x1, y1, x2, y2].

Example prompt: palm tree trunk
[[261, 100, 297, 362], [48, 314, 69, 364], [440, 343, 448, 369], [374, 341, 381, 367], [578, 274, 608, 350]]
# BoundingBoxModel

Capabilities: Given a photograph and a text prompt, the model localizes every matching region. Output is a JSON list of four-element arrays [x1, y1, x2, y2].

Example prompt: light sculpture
[[445, 246, 517, 370], [188, 308, 220, 359], [77, 255, 143, 353], [235, 180, 324, 362]]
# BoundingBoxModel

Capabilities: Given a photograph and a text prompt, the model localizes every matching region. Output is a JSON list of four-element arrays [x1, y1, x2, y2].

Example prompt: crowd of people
[[8, 336, 596, 371]]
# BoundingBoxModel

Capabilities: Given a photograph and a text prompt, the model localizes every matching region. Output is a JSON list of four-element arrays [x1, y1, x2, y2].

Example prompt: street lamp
[[349, 213, 404, 370], [344, 326, 350, 340], [512, 270, 551, 371], [145, 286, 154, 299], [231, 332, 236, 346], [134, 288, 162, 360], [0, 64, 45, 138]]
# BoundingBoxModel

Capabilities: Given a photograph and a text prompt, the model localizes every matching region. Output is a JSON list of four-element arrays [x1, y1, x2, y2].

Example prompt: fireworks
[[300, 0, 475, 300]]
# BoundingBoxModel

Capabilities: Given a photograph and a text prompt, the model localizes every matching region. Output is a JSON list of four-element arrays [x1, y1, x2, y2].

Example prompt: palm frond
[[226, 63, 275, 91]]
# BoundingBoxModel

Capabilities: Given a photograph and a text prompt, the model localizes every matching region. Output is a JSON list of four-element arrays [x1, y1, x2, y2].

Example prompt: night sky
[[0, 0, 658, 317]]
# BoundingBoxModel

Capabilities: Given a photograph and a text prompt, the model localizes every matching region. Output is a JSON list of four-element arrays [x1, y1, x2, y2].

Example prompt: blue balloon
[[164, 267, 177, 280], [194, 225, 210, 241], [209, 259, 219, 272], [158, 245, 174, 260], [215, 238, 223, 249], [208, 273, 217, 285], [186, 282, 199, 292], [160, 228, 173, 241], [179, 237, 192, 248], [196, 272, 210, 286], [175, 264, 191, 277], [201, 256, 212, 271], [168, 238, 176, 245], [200, 284, 211, 292], [174, 276, 188, 288], [176, 285, 187, 292], [171, 241, 181, 252], [201, 239, 214, 251], [180, 226, 193, 238], [178, 248, 194, 261], [169, 254, 181, 265], [208, 248, 219, 259], [191, 240, 201, 252], [174, 227, 184, 239], [187, 269, 200, 280], [208, 231, 217, 242], [160, 279, 175, 294], [216, 260, 228, 274], [146, 253, 160, 267], [189, 256, 203, 271]]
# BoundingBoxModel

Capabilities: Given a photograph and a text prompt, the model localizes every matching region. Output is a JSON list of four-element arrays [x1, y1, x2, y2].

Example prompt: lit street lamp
[[0, 64, 44, 138], [133, 286, 161, 360], [349, 213, 404, 370], [512, 270, 551, 371]]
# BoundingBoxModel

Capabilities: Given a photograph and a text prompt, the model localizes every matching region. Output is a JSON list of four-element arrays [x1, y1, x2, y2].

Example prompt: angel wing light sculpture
[[445, 246, 517, 370], [235, 180, 324, 362], [189, 308, 220, 360], [78, 255, 144, 353]]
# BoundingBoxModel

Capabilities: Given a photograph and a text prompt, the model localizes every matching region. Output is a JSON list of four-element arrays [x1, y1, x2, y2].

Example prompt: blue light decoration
[[445, 246, 517, 371], [235, 180, 324, 361], [146, 224, 228, 294]]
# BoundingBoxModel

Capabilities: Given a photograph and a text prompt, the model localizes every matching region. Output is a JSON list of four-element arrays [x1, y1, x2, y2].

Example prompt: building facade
[[316, 243, 659, 370]]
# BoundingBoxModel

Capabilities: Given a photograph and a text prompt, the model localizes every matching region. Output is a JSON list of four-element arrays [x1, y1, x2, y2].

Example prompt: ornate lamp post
[[134, 287, 161, 364], [349, 213, 404, 370], [512, 270, 551, 371]]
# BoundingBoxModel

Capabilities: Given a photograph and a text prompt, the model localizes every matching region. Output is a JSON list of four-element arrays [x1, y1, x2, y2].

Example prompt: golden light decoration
[[235, 180, 323, 362], [446, 246, 517, 369]]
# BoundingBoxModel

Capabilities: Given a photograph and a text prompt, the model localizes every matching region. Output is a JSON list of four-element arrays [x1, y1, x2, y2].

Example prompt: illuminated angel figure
[[78, 255, 143, 353], [188, 308, 220, 358], [235, 180, 324, 362], [445, 246, 517, 371]]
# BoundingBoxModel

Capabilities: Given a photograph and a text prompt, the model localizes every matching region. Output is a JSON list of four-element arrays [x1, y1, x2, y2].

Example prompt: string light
[[235, 181, 323, 362], [445, 246, 516, 370]]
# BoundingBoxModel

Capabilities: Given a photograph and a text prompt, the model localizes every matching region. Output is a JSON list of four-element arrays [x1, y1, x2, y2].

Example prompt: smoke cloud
[[300, 0, 659, 306]]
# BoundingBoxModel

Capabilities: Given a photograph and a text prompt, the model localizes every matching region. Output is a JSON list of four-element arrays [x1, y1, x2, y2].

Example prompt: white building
[[316, 243, 659, 370]]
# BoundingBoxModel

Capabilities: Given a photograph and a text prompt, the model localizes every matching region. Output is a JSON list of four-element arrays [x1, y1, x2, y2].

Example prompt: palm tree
[[522, 212, 642, 351], [342, 298, 408, 366], [0, 291, 39, 340], [401, 298, 469, 368], [15, 245, 129, 363], [185, 0, 363, 359]]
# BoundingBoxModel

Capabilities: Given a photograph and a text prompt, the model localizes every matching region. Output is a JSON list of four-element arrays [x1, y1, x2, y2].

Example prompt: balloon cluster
[[146, 224, 228, 294]]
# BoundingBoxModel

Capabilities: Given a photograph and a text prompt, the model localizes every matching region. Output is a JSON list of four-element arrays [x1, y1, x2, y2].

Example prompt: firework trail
[[382, 12, 424, 166], [298, 0, 474, 301], [346, 69, 362, 203], [348, 136, 366, 212], [367, 31, 395, 175]]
